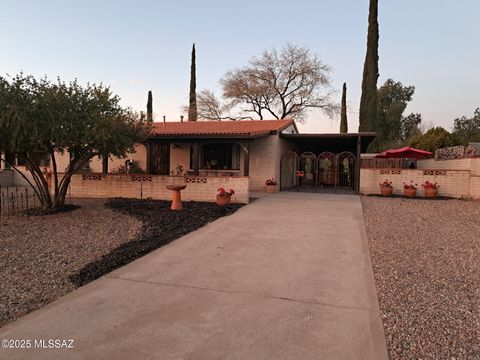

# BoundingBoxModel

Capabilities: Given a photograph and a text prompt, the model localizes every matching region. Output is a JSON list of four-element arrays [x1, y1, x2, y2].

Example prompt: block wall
[[417, 158, 474, 171], [64, 174, 250, 204], [52, 144, 148, 173], [249, 135, 297, 192], [360, 168, 473, 199]]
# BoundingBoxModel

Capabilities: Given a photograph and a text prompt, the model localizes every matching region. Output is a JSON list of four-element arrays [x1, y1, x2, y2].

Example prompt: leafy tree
[[0, 74, 149, 210], [368, 79, 417, 151], [188, 43, 197, 121], [220, 44, 338, 121], [452, 108, 480, 145], [400, 113, 422, 142], [340, 82, 348, 133], [147, 90, 153, 122], [409, 127, 460, 153], [359, 0, 379, 132]]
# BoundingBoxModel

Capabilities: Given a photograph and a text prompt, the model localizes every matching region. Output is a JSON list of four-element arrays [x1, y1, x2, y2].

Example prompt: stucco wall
[[65, 174, 250, 204]]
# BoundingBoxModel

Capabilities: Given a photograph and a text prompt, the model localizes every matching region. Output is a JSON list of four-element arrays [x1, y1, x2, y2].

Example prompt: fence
[[360, 158, 403, 169], [0, 186, 39, 222]]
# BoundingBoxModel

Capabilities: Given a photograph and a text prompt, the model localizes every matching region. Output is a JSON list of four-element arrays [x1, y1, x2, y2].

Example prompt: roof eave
[[147, 133, 270, 140]]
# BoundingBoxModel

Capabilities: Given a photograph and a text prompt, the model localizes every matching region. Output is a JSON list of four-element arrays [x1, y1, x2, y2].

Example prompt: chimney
[[163, 115, 166, 127], [180, 115, 184, 123]]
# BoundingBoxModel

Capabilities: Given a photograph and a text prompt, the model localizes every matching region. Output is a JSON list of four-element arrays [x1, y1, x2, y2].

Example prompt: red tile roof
[[150, 119, 296, 137]]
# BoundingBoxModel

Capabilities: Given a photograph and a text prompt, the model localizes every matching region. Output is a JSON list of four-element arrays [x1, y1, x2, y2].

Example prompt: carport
[[279, 133, 376, 193]]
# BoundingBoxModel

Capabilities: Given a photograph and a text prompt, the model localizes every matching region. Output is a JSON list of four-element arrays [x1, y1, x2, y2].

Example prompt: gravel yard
[[0, 199, 141, 327], [362, 196, 480, 360], [0, 198, 242, 328]]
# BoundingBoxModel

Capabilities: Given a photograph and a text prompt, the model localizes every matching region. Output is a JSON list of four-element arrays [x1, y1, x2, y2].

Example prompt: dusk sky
[[1, 0, 478, 133]]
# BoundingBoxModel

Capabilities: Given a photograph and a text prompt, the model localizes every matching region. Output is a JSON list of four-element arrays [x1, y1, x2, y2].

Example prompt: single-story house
[[2, 119, 377, 203]]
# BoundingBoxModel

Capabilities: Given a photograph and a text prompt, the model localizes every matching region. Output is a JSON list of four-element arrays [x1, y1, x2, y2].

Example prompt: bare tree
[[182, 89, 253, 121], [221, 44, 338, 121]]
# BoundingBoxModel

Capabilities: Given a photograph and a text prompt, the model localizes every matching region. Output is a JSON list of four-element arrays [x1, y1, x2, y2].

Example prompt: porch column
[[243, 143, 249, 176], [102, 154, 108, 174], [355, 135, 361, 193], [145, 142, 151, 174], [192, 142, 200, 176]]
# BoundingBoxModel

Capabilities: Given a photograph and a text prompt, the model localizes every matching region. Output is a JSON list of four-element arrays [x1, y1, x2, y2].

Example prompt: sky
[[0, 0, 478, 134]]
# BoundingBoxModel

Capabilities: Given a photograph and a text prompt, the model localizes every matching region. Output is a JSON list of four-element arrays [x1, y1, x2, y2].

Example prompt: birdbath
[[166, 184, 187, 211]]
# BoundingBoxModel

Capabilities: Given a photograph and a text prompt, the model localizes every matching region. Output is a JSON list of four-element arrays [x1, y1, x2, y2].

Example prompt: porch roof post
[[102, 155, 108, 174], [355, 135, 361, 193], [243, 142, 249, 176], [145, 142, 151, 174], [192, 142, 200, 176]]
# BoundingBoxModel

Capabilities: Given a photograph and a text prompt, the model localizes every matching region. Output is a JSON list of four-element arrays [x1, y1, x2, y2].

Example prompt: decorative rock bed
[[0, 198, 242, 327], [362, 196, 480, 359]]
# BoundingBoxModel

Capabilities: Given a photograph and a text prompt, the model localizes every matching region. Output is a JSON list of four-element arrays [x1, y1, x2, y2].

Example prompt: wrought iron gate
[[280, 151, 356, 192], [298, 152, 317, 187], [336, 152, 356, 190], [280, 151, 298, 190]]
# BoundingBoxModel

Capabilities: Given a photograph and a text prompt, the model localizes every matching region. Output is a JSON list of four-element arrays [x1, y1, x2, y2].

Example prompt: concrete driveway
[[0, 192, 388, 360]]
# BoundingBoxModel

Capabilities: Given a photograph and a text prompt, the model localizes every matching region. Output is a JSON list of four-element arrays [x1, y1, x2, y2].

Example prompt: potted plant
[[403, 181, 417, 198], [379, 179, 393, 196], [265, 177, 278, 193], [422, 180, 439, 198], [216, 187, 235, 206]]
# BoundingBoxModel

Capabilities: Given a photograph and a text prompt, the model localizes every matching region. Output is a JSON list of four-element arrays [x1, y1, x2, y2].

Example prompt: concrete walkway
[[0, 192, 388, 360]]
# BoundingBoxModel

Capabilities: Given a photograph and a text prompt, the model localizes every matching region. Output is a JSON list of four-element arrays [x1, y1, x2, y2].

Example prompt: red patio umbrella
[[376, 146, 433, 159]]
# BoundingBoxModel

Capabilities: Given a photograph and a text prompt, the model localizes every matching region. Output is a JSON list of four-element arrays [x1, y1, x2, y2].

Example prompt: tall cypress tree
[[188, 43, 197, 121], [359, 0, 379, 132], [340, 83, 348, 133], [146, 90, 153, 122]]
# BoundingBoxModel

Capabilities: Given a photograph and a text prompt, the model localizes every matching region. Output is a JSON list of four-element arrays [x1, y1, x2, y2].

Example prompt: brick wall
[[360, 168, 473, 199], [64, 174, 250, 204]]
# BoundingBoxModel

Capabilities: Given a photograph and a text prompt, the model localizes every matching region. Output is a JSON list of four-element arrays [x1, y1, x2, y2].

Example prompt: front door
[[149, 143, 170, 175]]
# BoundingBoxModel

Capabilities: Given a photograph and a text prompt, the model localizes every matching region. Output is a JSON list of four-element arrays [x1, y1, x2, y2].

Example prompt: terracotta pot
[[216, 194, 231, 206], [424, 187, 438, 198], [404, 188, 417, 198], [265, 185, 277, 193], [380, 185, 393, 196]]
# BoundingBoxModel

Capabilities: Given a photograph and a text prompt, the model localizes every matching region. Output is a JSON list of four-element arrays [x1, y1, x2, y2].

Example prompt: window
[[191, 143, 240, 170]]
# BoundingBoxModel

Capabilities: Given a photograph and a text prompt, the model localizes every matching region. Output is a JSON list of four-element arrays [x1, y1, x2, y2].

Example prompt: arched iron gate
[[298, 152, 317, 187], [318, 152, 336, 189], [337, 151, 356, 190], [280, 151, 298, 190], [280, 151, 357, 192]]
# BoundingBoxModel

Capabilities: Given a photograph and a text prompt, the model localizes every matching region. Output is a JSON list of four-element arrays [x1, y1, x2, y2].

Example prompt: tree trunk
[[359, 0, 379, 132]]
